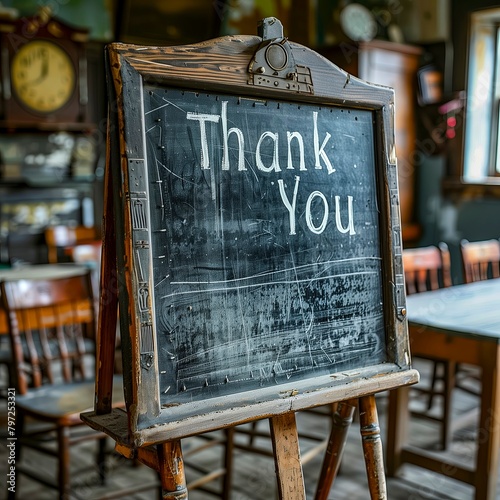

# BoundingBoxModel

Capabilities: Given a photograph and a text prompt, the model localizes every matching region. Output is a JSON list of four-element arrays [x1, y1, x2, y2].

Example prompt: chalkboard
[[144, 88, 385, 405], [90, 31, 414, 443]]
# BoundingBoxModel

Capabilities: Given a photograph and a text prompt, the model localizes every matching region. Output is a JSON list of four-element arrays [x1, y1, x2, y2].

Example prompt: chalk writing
[[278, 177, 355, 235], [186, 101, 335, 174], [180, 100, 354, 236], [142, 87, 385, 404]]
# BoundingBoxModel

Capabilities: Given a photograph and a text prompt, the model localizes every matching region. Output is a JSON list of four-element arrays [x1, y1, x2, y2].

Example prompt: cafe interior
[[1, 0, 500, 498]]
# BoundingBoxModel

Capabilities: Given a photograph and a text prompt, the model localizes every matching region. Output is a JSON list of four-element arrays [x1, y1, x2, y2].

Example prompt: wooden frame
[[83, 18, 417, 452]]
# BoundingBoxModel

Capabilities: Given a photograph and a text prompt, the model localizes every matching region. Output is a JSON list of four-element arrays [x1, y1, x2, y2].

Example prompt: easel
[[82, 18, 419, 499], [88, 161, 416, 499]]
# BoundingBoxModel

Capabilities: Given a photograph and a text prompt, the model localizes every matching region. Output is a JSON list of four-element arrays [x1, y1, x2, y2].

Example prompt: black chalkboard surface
[[144, 88, 385, 405], [82, 28, 417, 446]]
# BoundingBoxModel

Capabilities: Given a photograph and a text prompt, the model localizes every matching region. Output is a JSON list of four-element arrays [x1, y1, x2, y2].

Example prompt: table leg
[[385, 386, 410, 476], [475, 344, 500, 500], [440, 360, 456, 451]]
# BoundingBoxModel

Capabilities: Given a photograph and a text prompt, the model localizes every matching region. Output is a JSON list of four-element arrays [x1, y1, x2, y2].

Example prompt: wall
[[2, 0, 113, 41]]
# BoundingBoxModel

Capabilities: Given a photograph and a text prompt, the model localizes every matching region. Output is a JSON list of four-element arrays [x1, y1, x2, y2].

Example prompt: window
[[463, 8, 500, 181]]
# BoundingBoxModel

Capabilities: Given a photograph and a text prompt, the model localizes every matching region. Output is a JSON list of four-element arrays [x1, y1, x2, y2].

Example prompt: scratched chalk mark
[[156, 158, 196, 185], [152, 152, 165, 220], [145, 102, 170, 115], [161, 97, 186, 113], [169, 257, 380, 285], [161, 270, 379, 299]]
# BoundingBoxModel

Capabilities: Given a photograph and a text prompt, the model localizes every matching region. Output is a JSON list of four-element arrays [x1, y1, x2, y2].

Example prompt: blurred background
[[0, 0, 498, 285]]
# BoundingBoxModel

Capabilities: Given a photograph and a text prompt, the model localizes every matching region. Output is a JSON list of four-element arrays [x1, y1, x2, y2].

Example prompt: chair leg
[[427, 361, 441, 410], [248, 420, 259, 446], [57, 426, 71, 500], [97, 436, 107, 485]]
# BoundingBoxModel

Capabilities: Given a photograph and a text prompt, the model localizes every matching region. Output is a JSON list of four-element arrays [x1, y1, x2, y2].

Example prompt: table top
[[0, 263, 89, 283], [406, 279, 500, 341]]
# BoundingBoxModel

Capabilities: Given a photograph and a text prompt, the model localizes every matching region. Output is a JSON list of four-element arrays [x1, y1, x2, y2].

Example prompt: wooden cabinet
[[319, 40, 423, 243]]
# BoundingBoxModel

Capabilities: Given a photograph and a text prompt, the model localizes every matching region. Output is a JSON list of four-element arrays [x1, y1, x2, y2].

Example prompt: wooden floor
[[1, 358, 498, 499]]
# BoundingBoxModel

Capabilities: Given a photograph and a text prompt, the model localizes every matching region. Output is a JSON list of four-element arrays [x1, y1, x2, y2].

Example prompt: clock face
[[340, 4, 377, 42], [11, 40, 76, 114]]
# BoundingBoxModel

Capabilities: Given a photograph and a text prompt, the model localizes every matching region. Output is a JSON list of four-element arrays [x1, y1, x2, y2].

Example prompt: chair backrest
[[45, 225, 98, 263], [460, 238, 500, 283], [403, 243, 452, 295], [0, 272, 96, 394], [70, 243, 102, 265]]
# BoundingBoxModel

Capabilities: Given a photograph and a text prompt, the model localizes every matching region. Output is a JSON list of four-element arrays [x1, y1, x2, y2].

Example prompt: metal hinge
[[248, 17, 313, 94]]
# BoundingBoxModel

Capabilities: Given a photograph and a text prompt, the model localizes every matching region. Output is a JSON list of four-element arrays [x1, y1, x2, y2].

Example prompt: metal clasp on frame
[[248, 17, 313, 94]]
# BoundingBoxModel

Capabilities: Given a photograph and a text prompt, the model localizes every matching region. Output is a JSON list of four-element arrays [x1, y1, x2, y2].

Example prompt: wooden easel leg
[[269, 412, 306, 500], [95, 126, 119, 415], [314, 398, 357, 500], [157, 440, 188, 500], [359, 395, 387, 499]]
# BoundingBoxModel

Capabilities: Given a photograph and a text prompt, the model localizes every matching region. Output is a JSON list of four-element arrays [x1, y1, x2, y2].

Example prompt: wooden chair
[[456, 238, 500, 397], [1, 272, 124, 499], [45, 225, 98, 264], [69, 241, 103, 302], [70, 241, 102, 265], [460, 238, 500, 283], [403, 242, 454, 450], [403, 243, 452, 293]]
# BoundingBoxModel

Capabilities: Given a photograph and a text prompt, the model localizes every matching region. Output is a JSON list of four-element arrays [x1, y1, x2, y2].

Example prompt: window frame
[[462, 8, 500, 183]]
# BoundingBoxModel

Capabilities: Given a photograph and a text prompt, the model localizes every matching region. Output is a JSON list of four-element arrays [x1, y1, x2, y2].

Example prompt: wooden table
[[0, 264, 89, 334], [386, 279, 500, 500]]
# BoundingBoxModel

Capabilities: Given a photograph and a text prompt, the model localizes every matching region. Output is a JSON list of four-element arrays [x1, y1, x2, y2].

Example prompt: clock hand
[[39, 54, 49, 80], [22, 53, 49, 89]]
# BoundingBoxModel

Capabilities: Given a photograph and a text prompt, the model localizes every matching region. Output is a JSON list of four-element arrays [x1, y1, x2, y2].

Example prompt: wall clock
[[0, 9, 89, 127], [11, 40, 76, 114], [339, 3, 377, 42]]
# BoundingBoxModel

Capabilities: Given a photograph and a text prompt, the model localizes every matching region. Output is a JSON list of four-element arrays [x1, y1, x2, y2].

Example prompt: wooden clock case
[[0, 8, 89, 128]]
